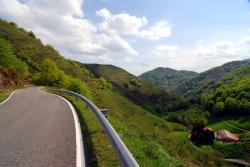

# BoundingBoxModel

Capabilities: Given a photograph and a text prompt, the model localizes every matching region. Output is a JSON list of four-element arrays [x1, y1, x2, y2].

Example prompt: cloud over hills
[[0, 0, 249, 75]]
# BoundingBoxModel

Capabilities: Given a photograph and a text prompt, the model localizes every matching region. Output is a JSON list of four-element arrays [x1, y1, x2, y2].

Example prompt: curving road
[[0, 87, 80, 167]]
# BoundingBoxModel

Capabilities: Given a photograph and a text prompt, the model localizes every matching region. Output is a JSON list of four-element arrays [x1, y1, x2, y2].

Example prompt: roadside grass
[[90, 87, 227, 166], [46, 89, 119, 167], [48, 87, 228, 166], [50, 87, 187, 166], [0, 86, 20, 103]]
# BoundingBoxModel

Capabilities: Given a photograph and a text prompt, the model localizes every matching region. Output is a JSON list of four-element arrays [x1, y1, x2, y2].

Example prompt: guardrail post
[[100, 109, 109, 118], [53, 89, 140, 167]]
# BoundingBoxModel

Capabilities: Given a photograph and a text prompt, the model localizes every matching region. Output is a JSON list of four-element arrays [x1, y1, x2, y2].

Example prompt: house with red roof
[[215, 130, 239, 142]]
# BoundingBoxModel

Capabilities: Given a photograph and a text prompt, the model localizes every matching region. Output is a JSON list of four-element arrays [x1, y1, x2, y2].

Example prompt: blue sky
[[0, 0, 250, 75], [84, 0, 250, 42]]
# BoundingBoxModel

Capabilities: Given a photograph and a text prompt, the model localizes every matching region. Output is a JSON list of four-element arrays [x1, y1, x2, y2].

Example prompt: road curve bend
[[0, 87, 83, 167]]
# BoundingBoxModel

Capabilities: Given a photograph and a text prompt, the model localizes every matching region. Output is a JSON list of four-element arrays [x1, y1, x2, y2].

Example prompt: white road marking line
[[40, 88, 85, 167], [0, 90, 19, 106]]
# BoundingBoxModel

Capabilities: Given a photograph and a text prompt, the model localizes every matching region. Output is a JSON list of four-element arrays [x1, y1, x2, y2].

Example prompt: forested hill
[[174, 59, 250, 98], [0, 18, 188, 115], [0, 19, 91, 81], [81, 63, 188, 114], [200, 61, 250, 115], [139, 67, 198, 91], [83, 64, 134, 80]]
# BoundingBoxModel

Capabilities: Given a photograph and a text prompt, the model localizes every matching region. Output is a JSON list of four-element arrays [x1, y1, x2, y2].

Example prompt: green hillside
[[0, 19, 190, 166], [140, 67, 198, 91], [201, 73, 250, 116], [174, 60, 250, 98], [0, 19, 91, 81], [82, 63, 188, 115], [53, 85, 225, 167], [83, 64, 134, 80], [1, 18, 249, 166]]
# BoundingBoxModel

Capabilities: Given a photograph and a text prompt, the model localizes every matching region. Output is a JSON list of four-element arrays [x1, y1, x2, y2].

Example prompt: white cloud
[[97, 8, 148, 36], [1, 1, 249, 75], [140, 21, 172, 40], [239, 35, 250, 45], [96, 34, 138, 55], [151, 45, 178, 57], [0, 0, 106, 57], [97, 8, 172, 40], [149, 36, 250, 73], [122, 56, 135, 63], [97, 55, 114, 63], [0, 0, 139, 60]]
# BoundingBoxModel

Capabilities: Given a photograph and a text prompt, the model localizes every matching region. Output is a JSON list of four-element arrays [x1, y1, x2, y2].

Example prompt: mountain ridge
[[139, 67, 198, 91]]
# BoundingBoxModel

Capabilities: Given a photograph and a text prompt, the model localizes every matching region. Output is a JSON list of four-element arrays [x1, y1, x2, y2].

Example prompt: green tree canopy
[[0, 38, 28, 77], [33, 58, 91, 98]]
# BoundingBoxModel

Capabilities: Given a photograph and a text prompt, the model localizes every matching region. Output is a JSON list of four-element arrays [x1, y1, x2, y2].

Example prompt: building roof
[[216, 130, 239, 142]]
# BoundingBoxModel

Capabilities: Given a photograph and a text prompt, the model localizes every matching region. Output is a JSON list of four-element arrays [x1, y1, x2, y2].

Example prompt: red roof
[[216, 130, 239, 142]]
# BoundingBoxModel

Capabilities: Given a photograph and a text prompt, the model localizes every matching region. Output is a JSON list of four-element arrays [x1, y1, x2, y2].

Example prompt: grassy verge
[[48, 87, 228, 166], [0, 86, 20, 103], [46, 88, 119, 167], [89, 87, 226, 166]]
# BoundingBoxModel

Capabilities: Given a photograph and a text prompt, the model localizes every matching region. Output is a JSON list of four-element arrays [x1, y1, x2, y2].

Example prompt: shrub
[[32, 59, 92, 98], [97, 77, 112, 90], [0, 38, 29, 77], [68, 78, 91, 98], [213, 102, 224, 114]]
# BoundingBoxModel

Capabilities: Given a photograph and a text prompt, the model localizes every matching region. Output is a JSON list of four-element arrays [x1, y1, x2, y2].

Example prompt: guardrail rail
[[54, 89, 140, 167]]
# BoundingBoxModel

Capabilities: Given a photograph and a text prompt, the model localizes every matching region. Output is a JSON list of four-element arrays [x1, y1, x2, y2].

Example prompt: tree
[[238, 100, 250, 114], [40, 59, 61, 86], [32, 59, 92, 99], [0, 38, 29, 77], [225, 97, 237, 113], [213, 102, 224, 114]]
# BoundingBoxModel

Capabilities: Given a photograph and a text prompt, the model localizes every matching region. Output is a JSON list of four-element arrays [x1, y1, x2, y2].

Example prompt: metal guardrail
[[54, 89, 140, 167]]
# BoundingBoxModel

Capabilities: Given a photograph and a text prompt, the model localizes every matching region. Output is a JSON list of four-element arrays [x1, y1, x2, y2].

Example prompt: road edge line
[[0, 89, 19, 106], [40, 88, 85, 167]]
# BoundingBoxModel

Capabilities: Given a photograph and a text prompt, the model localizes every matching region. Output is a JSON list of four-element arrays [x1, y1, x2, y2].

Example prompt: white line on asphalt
[[0, 90, 19, 106], [40, 88, 85, 167]]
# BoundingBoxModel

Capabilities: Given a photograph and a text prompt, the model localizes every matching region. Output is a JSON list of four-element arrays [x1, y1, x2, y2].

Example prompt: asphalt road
[[0, 87, 77, 167]]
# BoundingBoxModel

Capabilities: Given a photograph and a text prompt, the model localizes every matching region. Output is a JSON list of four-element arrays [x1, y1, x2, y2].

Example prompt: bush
[[68, 78, 91, 98], [213, 102, 224, 114], [0, 38, 29, 77], [32, 59, 92, 98], [97, 77, 112, 90]]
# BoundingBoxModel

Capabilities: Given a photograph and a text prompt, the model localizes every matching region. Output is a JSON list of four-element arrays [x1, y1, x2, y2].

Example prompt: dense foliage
[[201, 74, 250, 115], [33, 59, 91, 98], [1, 18, 249, 165], [0, 19, 94, 98], [0, 19, 91, 80], [0, 37, 28, 77], [175, 60, 250, 98], [83, 63, 189, 115], [140, 67, 198, 91]]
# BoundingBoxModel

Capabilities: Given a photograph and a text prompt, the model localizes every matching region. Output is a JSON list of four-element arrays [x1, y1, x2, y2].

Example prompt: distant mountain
[[174, 59, 250, 98], [83, 64, 134, 80], [82, 63, 188, 114], [139, 67, 198, 91]]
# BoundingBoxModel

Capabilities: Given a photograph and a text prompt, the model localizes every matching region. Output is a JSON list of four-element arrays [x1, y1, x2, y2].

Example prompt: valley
[[0, 18, 249, 167]]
